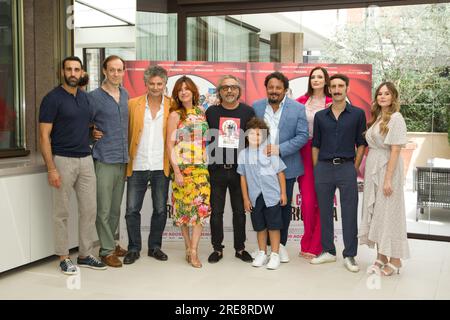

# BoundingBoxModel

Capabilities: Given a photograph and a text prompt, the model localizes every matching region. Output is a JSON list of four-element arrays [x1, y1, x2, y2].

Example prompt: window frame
[[0, 0, 28, 158]]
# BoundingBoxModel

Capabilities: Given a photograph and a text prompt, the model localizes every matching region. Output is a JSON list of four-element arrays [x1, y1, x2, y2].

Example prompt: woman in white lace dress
[[359, 82, 410, 276]]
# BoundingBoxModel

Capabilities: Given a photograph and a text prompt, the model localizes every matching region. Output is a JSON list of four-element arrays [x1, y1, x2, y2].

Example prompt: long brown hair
[[306, 66, 331, 97], [170, 76, 200, 121], [367, 82, 401, 135]]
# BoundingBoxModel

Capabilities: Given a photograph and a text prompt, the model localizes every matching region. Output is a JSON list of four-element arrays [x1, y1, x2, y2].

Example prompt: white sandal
[[366, 259, 385, 274], [381, 262, 400, 276]]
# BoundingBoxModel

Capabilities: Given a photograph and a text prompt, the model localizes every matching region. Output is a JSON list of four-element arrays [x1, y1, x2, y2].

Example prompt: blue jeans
[[125, 170, 169, 252]]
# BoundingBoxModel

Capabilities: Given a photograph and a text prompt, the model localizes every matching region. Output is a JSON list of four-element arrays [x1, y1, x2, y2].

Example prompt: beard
[[268, 93, 284, 105], [65, 75, 80, 88], [222, 94, 238, 104], [268, 97, 281, 104]]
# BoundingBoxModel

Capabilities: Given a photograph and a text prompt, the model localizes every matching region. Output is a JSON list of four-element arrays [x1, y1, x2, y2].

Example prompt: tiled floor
[[1, 238, 449, 300]]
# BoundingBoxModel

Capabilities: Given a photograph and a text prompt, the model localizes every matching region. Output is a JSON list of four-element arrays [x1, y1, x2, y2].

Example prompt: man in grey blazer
[[252, 71, 308, 263]]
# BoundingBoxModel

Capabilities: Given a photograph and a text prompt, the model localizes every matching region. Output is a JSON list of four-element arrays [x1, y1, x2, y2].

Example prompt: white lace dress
[[358, 112, 410, 259]]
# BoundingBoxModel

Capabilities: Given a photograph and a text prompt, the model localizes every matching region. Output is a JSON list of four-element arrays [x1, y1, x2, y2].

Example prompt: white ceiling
[[229, 10, 347, 51], [74, 0, 136, 28], [74, 1, 350, 51]]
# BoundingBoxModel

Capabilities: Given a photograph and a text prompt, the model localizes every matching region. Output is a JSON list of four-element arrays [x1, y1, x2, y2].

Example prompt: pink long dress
[[296, 94, 332, 256]]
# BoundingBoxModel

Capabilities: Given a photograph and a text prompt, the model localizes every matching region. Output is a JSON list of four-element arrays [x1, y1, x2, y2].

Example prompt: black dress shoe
[[235, 250, 253, 262], [208, 251, 223, 263], [123, 251, 140, 265], [148, 248, 168, 261]]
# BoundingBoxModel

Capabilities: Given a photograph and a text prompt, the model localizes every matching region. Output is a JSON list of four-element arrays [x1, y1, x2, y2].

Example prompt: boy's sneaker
[[251, 246, 271, 259], [266, 252, 281, 270], [279, 244, 289, 263], [60, 258, 78, 275], [310, 252, 337, 265], [77, 255, 107, 270], [252, 250, 268, 267]]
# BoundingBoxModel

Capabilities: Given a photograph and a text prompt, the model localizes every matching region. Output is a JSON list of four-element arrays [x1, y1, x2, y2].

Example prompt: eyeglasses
[[220, 85, 240, 91]]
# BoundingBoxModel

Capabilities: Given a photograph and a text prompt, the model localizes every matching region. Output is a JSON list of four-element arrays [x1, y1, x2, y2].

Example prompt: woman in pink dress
[[296, 67, 332, 259]]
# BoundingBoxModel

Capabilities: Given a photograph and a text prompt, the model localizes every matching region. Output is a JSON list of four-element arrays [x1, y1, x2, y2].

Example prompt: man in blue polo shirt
[[310, 73, 367, 273], [39, 56, 106, 275]]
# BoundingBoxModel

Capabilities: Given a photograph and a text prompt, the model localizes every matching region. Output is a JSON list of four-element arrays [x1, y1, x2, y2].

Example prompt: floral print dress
[[171, 107, 211, 226]]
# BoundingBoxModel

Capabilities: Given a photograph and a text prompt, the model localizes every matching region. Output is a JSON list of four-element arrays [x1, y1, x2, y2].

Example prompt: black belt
[[209, 164, 237, 170], [324, 157, 354, 165]]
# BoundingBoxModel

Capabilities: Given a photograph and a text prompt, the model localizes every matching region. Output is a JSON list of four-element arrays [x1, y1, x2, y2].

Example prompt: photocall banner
[[119, 61, 372, 247], [124, 60, 372, 117]]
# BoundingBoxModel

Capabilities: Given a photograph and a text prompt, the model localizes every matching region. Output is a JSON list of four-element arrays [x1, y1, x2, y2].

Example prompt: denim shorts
[[251, 194, 283, 232]]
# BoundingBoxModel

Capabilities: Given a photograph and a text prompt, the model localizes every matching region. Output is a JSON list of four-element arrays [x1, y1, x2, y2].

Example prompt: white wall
[[0, 173, 80, 273]]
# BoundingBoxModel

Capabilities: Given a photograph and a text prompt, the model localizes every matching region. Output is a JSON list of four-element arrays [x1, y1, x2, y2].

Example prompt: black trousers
[[209, 166, 246, 252], [314, 161, 359, 258]]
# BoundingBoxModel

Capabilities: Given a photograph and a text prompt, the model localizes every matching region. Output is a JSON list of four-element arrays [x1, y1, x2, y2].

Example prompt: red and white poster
[[120, 60, 372, 245], [218, 117, 241, 149], [124, 61, 372, 119]]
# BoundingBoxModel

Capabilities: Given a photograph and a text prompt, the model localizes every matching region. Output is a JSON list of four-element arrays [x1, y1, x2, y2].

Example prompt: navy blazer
[[252, 97, 308, 179]]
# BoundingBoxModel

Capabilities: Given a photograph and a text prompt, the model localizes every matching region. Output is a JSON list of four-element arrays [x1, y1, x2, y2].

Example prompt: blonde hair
[[367, 82, 401, 136]]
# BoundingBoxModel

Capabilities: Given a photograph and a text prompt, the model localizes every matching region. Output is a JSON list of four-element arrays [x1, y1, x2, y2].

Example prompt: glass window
[[0, 0, 23, 153], [321, 4, 449, 239], [136, 12, 177, 61], [187, 15, 267, 62]]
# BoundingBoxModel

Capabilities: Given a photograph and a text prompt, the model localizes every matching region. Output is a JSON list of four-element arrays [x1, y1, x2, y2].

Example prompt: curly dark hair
[[245, 117, 270, 145], [264, 71, 289, 90]]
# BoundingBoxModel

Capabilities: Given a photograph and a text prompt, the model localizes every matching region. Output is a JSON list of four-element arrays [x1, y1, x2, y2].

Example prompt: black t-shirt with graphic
[[205, 103, 255, 166]]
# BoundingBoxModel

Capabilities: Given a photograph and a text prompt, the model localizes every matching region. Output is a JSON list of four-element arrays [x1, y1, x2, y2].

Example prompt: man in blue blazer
[[252, 71, 308, 263]]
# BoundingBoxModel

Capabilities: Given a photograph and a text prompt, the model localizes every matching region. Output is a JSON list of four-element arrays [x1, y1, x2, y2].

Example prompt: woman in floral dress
[[166, 76, 211, 268]]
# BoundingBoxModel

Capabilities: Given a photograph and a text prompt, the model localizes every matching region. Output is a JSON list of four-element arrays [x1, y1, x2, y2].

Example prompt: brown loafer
[[101, 254, 122, 268], [114, 245, 128, 257]]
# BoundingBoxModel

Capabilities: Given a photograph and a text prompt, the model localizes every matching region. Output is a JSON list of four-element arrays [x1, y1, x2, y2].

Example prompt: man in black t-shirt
[[206, 75, 255, 264]]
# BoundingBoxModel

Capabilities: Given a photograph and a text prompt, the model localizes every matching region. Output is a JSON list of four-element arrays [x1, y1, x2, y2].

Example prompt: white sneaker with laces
[[266, 252, 281, 270], [251, 246, 271, 259], [343, 257, 360, 273], [310, 252, 337, 265], [252, 250, 268, 267], [278, 244, 289, 263]]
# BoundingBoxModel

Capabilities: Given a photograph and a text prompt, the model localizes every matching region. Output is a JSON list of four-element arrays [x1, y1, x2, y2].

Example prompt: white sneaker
[[310, 252, 337, 265], [266, 252, 281, 270], [252, 250, 268, 267], [343, 257, 360, 273], [251, 246, 271, 259], [278, 244, 289, 263]]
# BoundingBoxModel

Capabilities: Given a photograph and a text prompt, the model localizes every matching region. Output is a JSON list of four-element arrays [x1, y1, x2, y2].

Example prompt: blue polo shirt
[[312, 102, 367, 161], [39, 86, 92, 157], [89, 87, 129, 164], [237, 145, 287, 207]]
